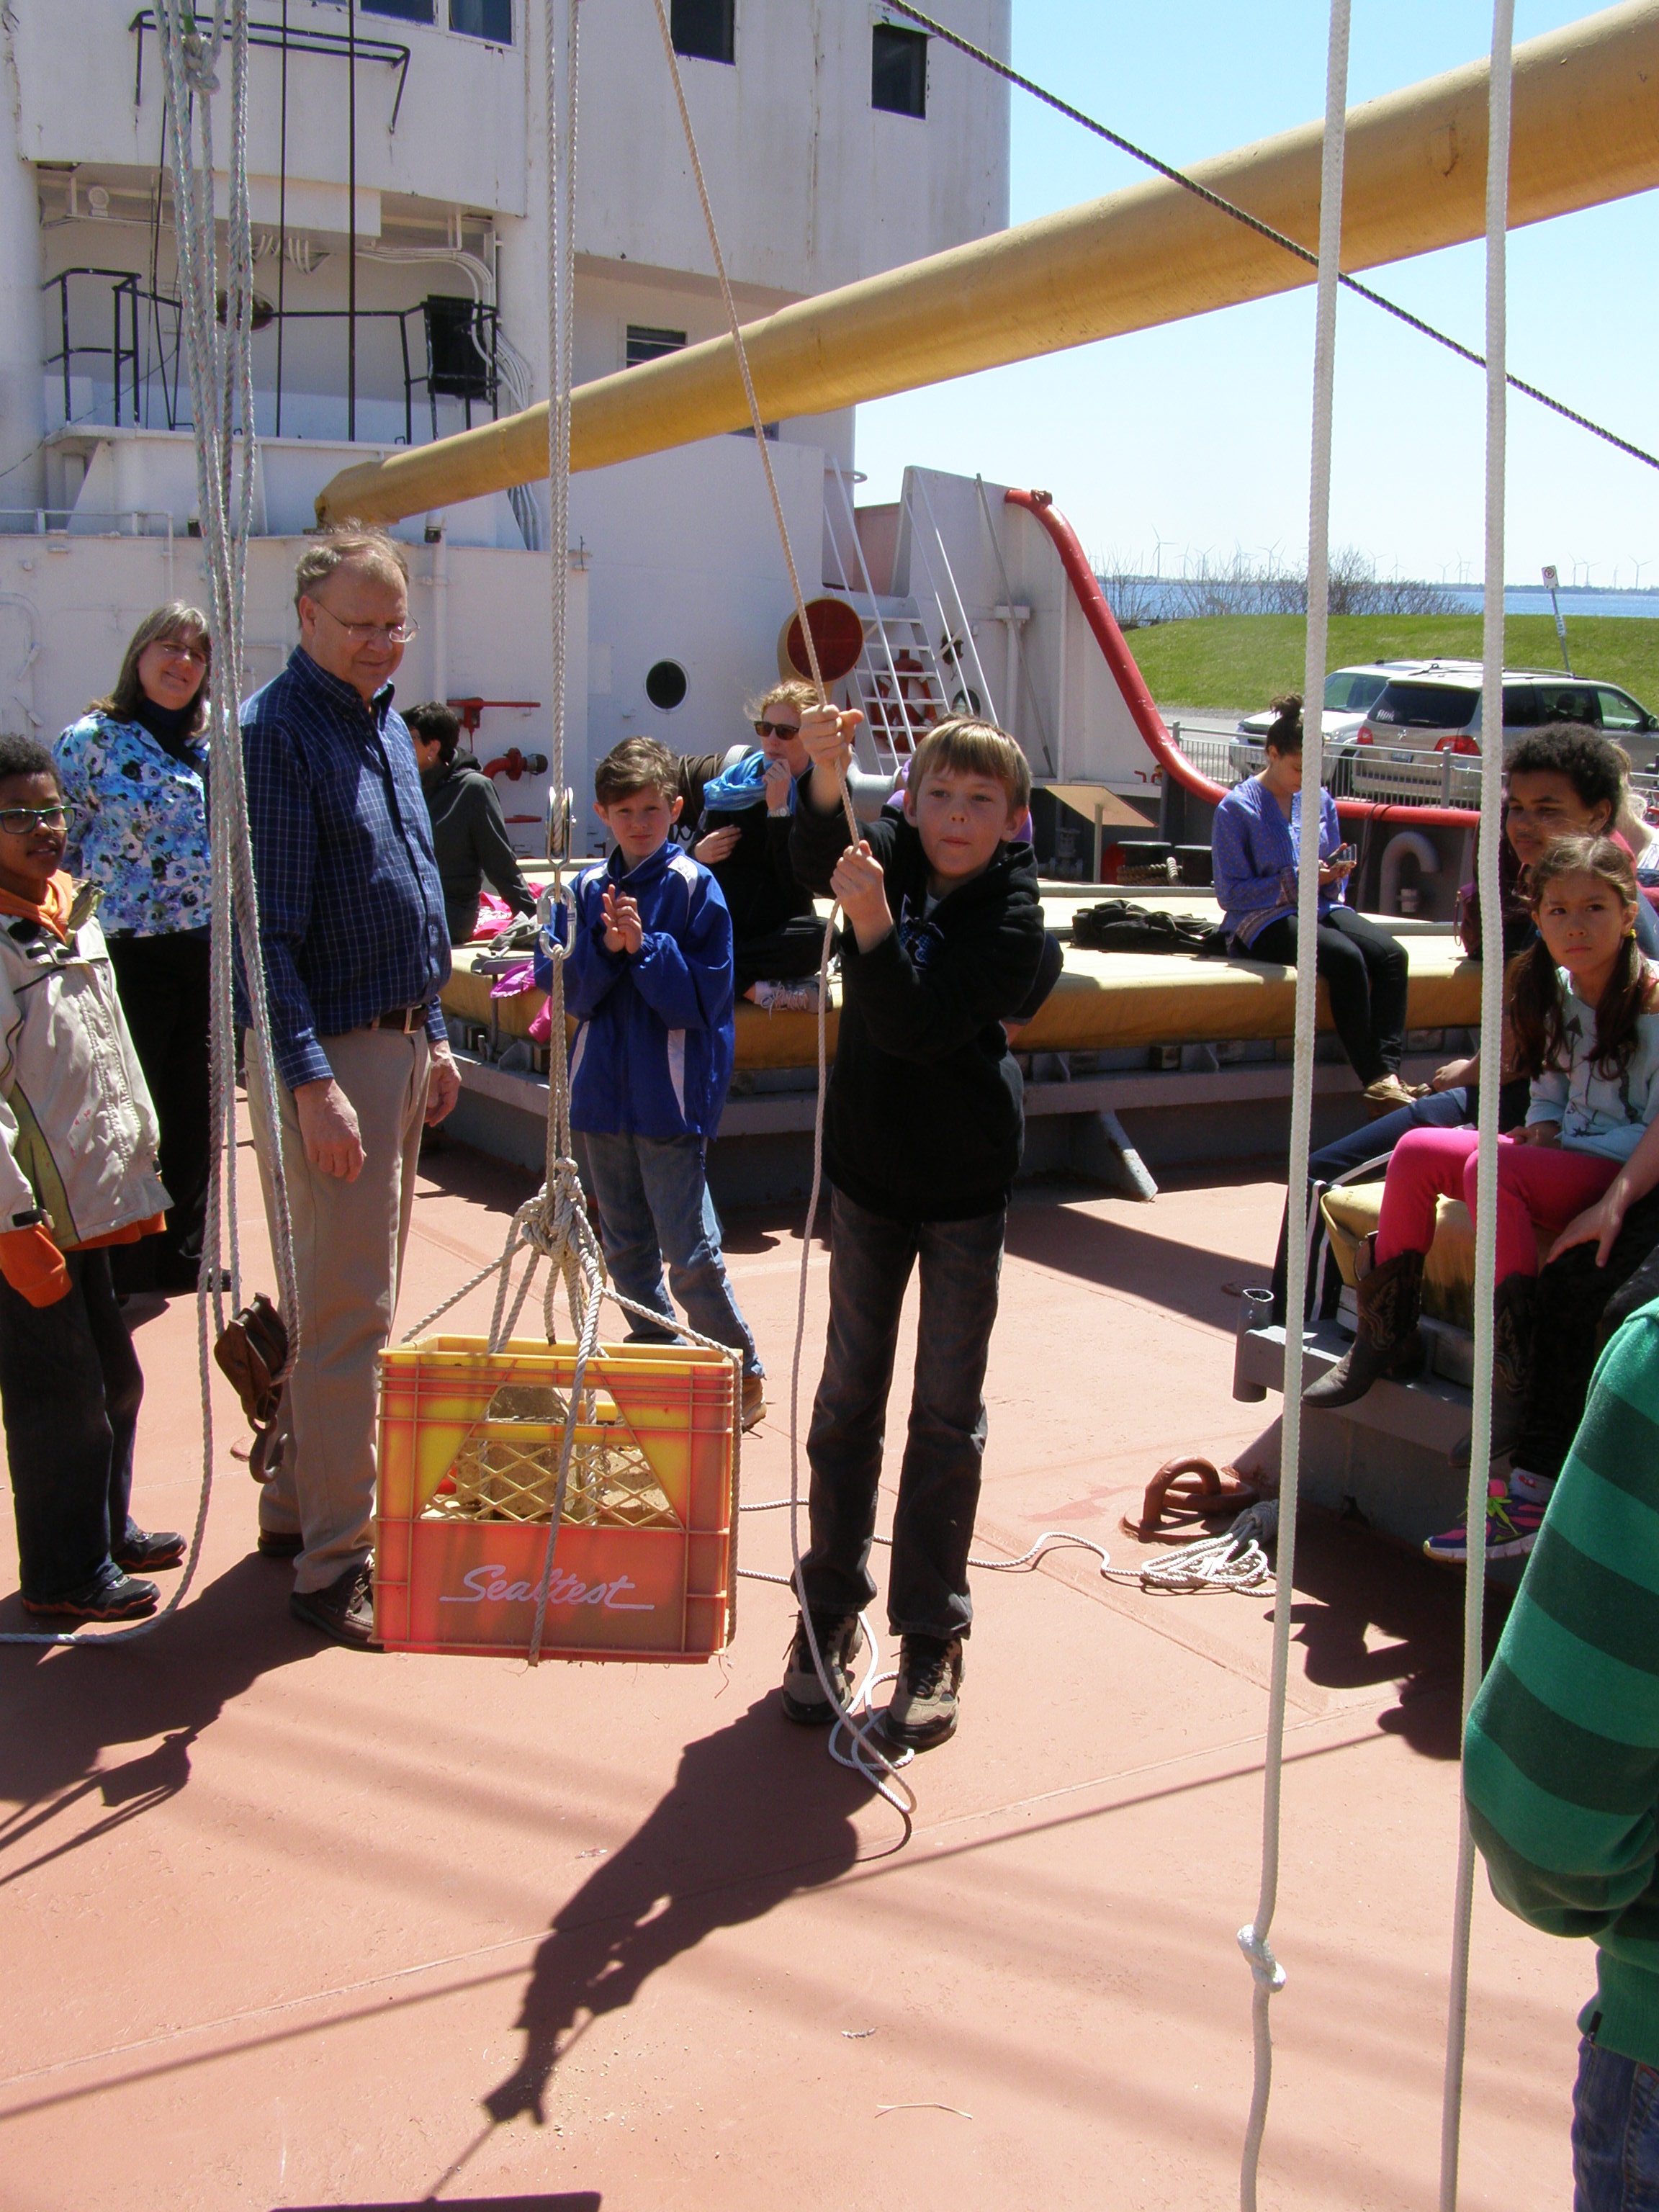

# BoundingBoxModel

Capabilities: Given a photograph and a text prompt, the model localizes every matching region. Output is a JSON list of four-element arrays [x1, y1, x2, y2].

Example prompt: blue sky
[[854, 2, 1658, 588]]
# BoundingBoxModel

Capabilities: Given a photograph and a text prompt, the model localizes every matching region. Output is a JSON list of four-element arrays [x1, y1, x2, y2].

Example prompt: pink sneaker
[[1424, 1475, 1549, 1565]]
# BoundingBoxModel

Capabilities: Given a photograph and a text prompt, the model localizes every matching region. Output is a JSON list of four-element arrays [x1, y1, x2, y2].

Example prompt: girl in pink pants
[[1375, 1128, 1617, 1282], [1306, 834, 1659, 1565]]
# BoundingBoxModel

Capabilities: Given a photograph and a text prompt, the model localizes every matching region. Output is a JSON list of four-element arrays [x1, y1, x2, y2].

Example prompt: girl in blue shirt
[[1211, 696, 1418, 1114]]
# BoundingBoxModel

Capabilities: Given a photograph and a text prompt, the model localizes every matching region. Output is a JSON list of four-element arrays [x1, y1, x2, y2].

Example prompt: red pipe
[[1004, 487, 1480, 831]]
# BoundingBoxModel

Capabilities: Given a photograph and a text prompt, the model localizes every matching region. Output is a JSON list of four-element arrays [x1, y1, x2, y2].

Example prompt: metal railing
[[128, 9, 413, 127], [41, 269, 500, 448]]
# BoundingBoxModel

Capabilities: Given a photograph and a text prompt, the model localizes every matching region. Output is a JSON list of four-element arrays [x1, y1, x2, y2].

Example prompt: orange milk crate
[[374, 1334, 737, 1661]]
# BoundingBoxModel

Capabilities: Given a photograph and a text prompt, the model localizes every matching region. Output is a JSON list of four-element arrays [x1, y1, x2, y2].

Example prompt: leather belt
[[374, 1005, 428, 1034]]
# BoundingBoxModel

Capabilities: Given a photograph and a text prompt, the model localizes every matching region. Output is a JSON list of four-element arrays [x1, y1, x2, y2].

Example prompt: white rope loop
[[1238, 2, 1349, 2200], [1439, 10, 1516, 2208]]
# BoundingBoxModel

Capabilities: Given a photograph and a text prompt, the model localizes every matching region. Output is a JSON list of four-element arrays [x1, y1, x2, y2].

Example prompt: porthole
[[645, 659, 688, 711]]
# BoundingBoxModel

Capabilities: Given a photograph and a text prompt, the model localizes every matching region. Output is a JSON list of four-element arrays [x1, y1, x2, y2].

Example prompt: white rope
[[543, 0, 577, 853], [1, 0, 300, 1648], [1439, 9, 1514, 2205], [1236, 2, 1349, 2199]]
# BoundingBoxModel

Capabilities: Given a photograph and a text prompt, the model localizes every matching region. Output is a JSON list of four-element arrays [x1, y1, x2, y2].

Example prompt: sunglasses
[[0, 805, 67, 836], [754, 719, 801, 739]]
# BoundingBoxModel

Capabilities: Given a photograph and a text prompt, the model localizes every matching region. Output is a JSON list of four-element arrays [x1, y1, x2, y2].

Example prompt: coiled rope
[[2, 0, 300, 1650], [1235, 3, 1349, 2201]]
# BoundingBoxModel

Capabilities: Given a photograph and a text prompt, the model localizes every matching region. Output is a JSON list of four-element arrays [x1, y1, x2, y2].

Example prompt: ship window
[[671, 0, 734, 65], [626, 325, 687, 368], [645, 660, 688, 711], [872, 24, 926, 117], [450, 0, 512, 40], [361, 0, 435, 19]]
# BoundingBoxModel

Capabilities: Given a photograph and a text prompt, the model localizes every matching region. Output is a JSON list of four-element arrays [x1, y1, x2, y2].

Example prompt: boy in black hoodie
[[783, 708, 1045, 1750]]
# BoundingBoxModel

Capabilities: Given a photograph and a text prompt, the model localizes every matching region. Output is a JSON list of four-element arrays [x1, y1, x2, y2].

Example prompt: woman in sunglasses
[[674, 680, 891, 1012], [53, 604, 215, 1295]]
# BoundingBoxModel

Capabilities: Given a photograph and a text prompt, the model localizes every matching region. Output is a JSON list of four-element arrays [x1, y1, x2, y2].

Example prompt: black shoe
[[22, 1568, 160, 1622], [289, 1560, 377, 1648], [112, 1527, 186, 1573], [881, 1633, 964, 1751], [256, 1528, 303, 1560], [780, 1611, 863, 1724]]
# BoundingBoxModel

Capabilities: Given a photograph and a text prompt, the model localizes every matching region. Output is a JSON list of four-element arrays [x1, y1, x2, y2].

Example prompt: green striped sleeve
[[1465, 1309, 1659, 1938]]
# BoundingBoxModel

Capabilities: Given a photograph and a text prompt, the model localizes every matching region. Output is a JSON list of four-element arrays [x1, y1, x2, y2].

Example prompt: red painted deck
[[0, 1123, 1582, 2210]]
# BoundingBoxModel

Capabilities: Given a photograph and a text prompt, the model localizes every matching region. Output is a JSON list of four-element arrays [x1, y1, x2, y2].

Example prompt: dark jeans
[[801, 1185, 1004, 1641], [1249, 906, 1408, 1088], [107, 930, 210, 1280], [1517, 1184, 1659, 1480], [0, 1249, 143, 1602], [734, 914, 835, 996], [1573, 2034, 1659, 2210]]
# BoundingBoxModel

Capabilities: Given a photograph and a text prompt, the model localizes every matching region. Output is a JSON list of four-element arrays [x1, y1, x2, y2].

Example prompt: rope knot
[[1237, 1925, 1287, 1993]]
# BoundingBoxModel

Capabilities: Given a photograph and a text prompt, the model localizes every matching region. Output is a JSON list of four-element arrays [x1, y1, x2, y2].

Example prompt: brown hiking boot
[[881, 1634, 965, 1751], [1305, 1239, 1426, 1409]]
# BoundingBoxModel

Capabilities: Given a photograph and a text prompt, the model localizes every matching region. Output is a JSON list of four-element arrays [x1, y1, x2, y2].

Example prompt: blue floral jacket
[[54, 711, 211, 938]]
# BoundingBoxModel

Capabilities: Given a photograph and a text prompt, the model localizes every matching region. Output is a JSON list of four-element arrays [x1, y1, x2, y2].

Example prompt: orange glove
[[0, 1224, 70, 1308]]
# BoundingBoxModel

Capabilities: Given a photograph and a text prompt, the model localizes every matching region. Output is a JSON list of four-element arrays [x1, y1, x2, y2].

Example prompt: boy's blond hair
[[906, 717, 1031, 816], [595, 734, 678, 806]]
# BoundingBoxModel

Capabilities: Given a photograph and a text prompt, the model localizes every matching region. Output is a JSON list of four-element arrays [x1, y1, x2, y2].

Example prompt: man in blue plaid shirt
[[238, 528, 461, 1647]]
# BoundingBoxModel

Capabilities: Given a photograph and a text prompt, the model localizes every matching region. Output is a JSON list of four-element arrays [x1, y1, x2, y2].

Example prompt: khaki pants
[[246, 1027, 431, 1595]]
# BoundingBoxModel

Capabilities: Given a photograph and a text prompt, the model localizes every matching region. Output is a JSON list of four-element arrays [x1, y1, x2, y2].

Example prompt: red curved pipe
[[1004, 487, 1480, 831]]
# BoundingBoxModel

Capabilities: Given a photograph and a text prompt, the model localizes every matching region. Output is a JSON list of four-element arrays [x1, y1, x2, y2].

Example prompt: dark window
[[1531, 683, 1601, 727], [451, 0, 512, 40], [362, 0, 435, 19], [1501, 686, 1540, 729], [646, 660, 688, 711], [626, 324, 687, 368], [1368, 683, 1478, 732], [872, 24, 926, 117], [671, 0, 734, 65]]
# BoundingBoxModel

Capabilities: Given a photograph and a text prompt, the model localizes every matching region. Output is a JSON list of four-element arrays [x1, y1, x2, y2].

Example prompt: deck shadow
[[0, 1555, 316, 1876], [274, 2199, 601, 2211], [481, 1694, 867, 2129], [1285, 1514, 1514, 1758], [1002, 1201, 1269, 1332]]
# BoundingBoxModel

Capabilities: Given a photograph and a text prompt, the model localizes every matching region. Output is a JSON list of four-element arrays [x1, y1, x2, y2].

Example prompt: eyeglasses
[[312, 603, 419, 647], [754, 719, 801, 739], [158, 642, 208, 667], [0, 805, 67, 836]]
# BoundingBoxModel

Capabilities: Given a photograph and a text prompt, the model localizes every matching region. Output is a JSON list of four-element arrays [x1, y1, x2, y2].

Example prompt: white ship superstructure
[[0, 1, 1166, 844]]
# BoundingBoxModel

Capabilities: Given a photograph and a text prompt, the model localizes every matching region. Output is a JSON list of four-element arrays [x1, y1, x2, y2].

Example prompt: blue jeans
[[801, 1187, 1004, 1641], [580, 1130, 761, 1380], [1574, 2036, 1659, 2210], [0, 1249, 143, 1602]]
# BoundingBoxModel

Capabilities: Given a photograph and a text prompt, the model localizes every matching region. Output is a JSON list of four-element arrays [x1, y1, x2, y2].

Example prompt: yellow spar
[[316, 0, 1659, 529]]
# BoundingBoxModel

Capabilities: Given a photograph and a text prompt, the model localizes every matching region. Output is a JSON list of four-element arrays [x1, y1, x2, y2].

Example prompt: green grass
[[1125, 613, 1659, 713]]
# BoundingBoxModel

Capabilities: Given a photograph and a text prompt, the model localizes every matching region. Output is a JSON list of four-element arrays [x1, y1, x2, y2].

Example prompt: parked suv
[[1358, 665, 1659, 769], [1233, 660, 1441, 788]]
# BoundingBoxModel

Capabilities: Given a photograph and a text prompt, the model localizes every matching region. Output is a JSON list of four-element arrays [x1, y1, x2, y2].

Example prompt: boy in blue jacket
[[560, 737, 764, 1426]]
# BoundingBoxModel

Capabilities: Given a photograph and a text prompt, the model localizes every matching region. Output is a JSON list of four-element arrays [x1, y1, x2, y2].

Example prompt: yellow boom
[[317, 0, 1659, 529]]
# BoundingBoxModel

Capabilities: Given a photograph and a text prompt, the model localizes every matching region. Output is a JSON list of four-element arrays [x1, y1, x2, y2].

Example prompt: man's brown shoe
[[289, 1561, 377, 1648]]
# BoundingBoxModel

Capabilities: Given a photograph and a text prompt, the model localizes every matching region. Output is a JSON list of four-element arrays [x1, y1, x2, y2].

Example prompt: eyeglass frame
[[0, 804, 68, 835], [754, 719, 801, 739], [307, 600, 421, 647]]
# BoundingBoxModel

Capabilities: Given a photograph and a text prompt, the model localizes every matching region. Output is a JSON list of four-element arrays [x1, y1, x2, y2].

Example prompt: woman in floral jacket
[[55, 603, 213, 1294]]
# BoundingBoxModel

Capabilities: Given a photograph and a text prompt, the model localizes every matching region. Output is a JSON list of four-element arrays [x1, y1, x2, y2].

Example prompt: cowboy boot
[[1452, 1272, 1537, 1467], [1304, 1237, 1426, 1408]]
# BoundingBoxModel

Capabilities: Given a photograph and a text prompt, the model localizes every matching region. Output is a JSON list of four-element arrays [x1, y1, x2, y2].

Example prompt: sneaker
[[289, 1560, 378, 1648], [1362, 1074, 1430, 1116], [22, 1568, 159, 1622], [256, 1528, 304, 1560], [881, 1633, 965, 1751], [112, 1527, 186, 1573], [1424, 1476, 1550, 1565], [780, 1611, 863, 1725], [742, 1374, 766, 1431], [749, 979, 821, 1015]]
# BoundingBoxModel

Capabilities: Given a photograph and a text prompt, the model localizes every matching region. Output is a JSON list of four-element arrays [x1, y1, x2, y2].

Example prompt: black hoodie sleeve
[[789, 782, 858, 893], [469, 773, 536, 914]]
